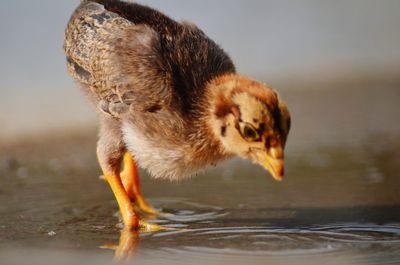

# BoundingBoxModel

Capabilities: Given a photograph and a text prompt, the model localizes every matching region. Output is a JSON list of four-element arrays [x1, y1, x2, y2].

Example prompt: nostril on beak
[[269, 146, 283, 159]]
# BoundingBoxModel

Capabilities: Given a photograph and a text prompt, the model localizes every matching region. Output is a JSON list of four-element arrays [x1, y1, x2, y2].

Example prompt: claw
[[138, 220, 172, 233]]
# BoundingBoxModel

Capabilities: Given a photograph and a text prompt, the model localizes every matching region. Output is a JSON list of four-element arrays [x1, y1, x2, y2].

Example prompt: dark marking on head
[[258, 123, 266, 134], [232, 105, 244, 138], [264, 136, 272, 149], [231, 105, 242, 122], [214, 99, 233, 118], [221, 126, 227, 137], [272, 107, 282, 133], [253, 118, 259, 123], [234, 119, 241, 133]]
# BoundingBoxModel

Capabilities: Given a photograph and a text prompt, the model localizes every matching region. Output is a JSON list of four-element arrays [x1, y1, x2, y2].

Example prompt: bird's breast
[[122, 122, 229, 180]]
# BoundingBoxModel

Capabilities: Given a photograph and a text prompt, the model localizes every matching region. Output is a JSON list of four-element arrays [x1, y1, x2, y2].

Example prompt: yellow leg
[[105, 173, 164, 232], [121, 153, 159, 215], [102, 154, 167, 232], [105, 174, 139, 229]]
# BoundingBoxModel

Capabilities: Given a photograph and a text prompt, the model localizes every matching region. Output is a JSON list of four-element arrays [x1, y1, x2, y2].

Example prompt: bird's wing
[[65, 2, 171, 118], [93, 23, 171, 117]]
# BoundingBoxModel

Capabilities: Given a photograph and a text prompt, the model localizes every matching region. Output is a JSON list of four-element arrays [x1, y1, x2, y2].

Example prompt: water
[[0, 86, 400, 264]]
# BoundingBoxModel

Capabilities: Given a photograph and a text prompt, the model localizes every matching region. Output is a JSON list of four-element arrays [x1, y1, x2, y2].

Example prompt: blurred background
[[1, 0, 400, 142], [1, 1, 400, 264]]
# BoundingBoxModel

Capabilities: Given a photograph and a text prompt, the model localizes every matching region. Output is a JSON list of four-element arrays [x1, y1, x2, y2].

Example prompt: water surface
[[0, 86, 399, 264]]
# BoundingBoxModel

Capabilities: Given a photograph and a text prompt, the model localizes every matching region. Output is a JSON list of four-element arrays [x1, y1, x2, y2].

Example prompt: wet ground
[[0, 85, 400, 264]]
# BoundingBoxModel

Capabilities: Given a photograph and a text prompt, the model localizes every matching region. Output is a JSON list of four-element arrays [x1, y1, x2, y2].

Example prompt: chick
[[64, 0, 291, 230]]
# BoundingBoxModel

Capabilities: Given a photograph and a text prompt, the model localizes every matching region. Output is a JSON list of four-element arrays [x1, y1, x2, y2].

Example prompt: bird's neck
[[190, 74, 249, 156], [183, 74, 239, 159]]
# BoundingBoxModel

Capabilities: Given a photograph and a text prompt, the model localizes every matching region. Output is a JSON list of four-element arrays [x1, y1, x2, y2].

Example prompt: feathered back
[[65, 0, 235, 118]]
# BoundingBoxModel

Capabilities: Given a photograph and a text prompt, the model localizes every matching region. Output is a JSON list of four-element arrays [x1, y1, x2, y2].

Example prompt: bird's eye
[[240, 123, 260, 141]]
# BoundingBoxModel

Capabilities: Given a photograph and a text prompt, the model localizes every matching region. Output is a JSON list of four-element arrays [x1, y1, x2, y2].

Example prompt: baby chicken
[[64, 0, 291, 230]]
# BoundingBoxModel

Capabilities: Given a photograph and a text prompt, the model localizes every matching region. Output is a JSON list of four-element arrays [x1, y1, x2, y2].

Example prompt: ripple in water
[[145, 198, 229, 226], [141, 200, 400, 259]]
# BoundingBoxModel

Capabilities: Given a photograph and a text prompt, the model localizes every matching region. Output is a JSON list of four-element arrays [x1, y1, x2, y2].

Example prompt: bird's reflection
[[101, 215, 169, 262], [102, 228, 140, 262]]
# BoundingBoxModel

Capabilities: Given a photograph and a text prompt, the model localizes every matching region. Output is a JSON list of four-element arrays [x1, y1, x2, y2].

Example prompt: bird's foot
[[138, 220, 171, 233], [135, 196, 160, 215]]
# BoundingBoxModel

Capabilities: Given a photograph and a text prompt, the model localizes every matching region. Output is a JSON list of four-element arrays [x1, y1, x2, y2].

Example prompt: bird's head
[[208, 75, 291, 181]]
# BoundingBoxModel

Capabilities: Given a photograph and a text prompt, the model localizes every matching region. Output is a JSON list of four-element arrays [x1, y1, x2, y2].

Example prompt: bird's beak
[[252, 147, 285, 182]]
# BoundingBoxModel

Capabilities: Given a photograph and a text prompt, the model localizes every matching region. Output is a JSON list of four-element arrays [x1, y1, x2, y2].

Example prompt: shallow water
[[0, 86, 400, 264]]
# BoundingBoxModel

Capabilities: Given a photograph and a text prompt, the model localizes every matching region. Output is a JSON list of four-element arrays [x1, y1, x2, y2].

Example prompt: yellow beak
[[253, 148, 285, 182]]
